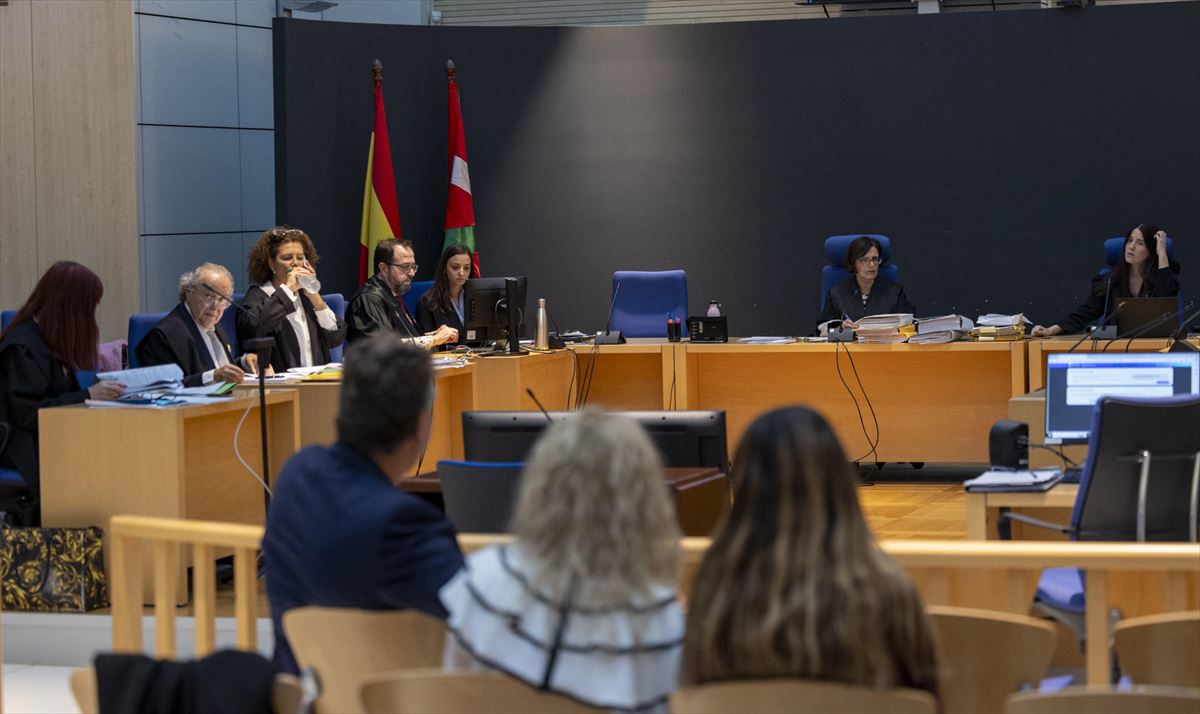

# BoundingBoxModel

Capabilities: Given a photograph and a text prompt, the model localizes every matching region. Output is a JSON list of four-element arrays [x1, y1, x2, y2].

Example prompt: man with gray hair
[[263, 334, 464, 674], [136, 262, 260, 386]]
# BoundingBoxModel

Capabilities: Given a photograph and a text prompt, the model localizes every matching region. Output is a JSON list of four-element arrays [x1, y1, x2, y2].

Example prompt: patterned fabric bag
[[0, 526, 108, 611]]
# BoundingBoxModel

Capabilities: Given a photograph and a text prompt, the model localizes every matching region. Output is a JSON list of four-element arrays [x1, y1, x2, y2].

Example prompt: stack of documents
[[857, 314, 914, 330], [97, 364, 184, 395], [963, 468, 1063, 492], [910, 315, 974, 344], [976, 313, 1031, 327], [853, 314, 914, 343], [737, 336, 797, 344], [969, 324, 1026, 341]]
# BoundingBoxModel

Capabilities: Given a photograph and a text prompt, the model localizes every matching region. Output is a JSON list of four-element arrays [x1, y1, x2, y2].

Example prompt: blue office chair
[[403, 281, 434, 318], [437, 460, 526, 534], [1101, 236, 1182, 324], [127, 312, 169, 368], [0, 310, 15, 331], [218, 292, 245, 358], [1001, 394, 1200, 644], [609, 270, 688, 338], [820, 234, 899, 313], [322, 293, 347, 362]]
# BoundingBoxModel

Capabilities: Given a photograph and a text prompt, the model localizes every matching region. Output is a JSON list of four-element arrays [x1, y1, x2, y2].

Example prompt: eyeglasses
[[387, 263, 419, 274], [856, 256, 883, 266], [270, 228, 305, 238], [195, 293, 229, 307]]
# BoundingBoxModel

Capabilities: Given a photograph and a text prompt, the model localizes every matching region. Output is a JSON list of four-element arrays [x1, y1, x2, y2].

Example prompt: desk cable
[[232, 394, 273, 497], [834, 340, 881, 466], [1018, 437, 1080, 470]]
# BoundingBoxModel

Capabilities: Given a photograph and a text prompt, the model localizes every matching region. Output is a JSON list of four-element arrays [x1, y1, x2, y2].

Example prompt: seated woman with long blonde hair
[[439, 409, 683, 711], [682, 406, 939, 696]]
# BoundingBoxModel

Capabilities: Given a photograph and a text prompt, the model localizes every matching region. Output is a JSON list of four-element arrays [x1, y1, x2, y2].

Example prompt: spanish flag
[[443, 60, 479, 277], [359, 60, 402, 284]]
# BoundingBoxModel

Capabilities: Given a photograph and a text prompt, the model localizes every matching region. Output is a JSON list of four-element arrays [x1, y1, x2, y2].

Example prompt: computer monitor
[[1115, 297, 1180, 338], [462, 410, 729, 470], [1045, 352, 1200, 442], [463, 277, 527, 345]]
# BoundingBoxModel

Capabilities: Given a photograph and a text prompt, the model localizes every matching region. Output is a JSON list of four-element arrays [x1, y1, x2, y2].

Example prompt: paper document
[[737, 336, 797, 344], [977, 313, 1032, 327], [96, 364, 184, 394], [963, 468, 1063, 492], [243, 373, 302, 383]]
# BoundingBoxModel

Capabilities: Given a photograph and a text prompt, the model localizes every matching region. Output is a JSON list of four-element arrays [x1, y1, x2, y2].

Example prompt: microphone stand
[[1093, 273, 1118, 340], [1168, 307, 1200, 353], [1065, 300, 1128, 354], [202, 283, 274, 514], [595, 281, 626, 345]]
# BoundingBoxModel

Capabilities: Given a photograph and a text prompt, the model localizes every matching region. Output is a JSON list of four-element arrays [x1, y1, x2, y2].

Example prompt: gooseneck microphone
[[1095, 272, 1117, 338], [1118, 301, 1197, 352], [1065, 299, 1128, 354], [1168, 306, 1200, 354], [525, 388, 554, 422], [594, 281, 626, 345]]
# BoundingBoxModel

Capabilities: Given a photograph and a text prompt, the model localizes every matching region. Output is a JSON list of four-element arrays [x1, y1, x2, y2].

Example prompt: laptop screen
[[1045, 352, 1200, 442]]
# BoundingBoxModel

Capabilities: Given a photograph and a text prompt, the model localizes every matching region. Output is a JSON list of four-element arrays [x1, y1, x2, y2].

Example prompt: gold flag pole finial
[[372, 59, 383, 84], [445, 59, 457, 83]]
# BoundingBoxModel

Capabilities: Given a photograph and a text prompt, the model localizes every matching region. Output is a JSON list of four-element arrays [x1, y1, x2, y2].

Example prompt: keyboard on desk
[[1060, 468, 1083, 484]]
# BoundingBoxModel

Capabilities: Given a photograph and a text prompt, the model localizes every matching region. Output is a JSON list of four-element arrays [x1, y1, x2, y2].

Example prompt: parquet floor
[[859, 483, 966, 540]]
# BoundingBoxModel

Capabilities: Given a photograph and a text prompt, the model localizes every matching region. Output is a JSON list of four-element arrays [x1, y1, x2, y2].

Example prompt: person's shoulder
[[0, 321, 42, 355]]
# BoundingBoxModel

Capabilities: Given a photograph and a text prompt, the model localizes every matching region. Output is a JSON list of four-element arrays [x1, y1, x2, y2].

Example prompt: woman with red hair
[[0, 261, 123, 524]]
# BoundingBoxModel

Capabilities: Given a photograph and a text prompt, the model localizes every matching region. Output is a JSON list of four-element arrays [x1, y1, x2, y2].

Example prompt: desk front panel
[[681, 343, 1025, 463]]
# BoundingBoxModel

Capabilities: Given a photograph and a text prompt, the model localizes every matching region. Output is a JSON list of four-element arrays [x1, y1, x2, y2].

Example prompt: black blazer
[[818, 277, 916, 330], [415, 292, 466, 337], [236, 286, 346, 372], [136, 303, 238, 387], [0, 320, 88, 498], [1055, 262, 1182, 335]]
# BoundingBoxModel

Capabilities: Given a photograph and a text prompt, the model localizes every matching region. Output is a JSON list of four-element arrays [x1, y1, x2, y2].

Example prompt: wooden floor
[[861, 483, 966, 540]]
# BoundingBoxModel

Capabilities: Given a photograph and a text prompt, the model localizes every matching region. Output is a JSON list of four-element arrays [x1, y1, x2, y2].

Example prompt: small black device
[[686, 315, 728, 343], [464, 276, 527, 348], [988, 420, 1029, 470]]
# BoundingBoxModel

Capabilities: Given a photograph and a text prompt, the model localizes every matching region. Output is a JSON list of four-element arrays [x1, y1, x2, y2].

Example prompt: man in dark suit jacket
[[262, 334, 464, 674], [136, 263, 256, 387], [346, 238, 457, 349]]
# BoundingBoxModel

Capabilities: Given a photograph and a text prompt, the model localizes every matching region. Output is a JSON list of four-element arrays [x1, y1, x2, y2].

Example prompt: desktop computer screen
[[1045, 352, 1200, 442]]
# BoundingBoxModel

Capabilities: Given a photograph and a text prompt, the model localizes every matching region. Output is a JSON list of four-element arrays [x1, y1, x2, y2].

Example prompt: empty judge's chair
[[999, 395, 1200, 645], [820, 234, 898, 313], [323, 293, 347, 362], [438, 460, 524, 534], [127, 311, 169, 368], [609, 270, 688, 338]]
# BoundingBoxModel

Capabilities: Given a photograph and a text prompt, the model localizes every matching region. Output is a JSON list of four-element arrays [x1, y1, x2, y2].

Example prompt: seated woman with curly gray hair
[[438, 408, 683, 712]]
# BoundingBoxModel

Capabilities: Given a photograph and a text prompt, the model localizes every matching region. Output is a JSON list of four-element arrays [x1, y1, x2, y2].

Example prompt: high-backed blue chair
[[437, 460, 525, 533], [609, 270, 688, 338], [1101, 236, 1181, 324], [127, 312, 169, 368], [1001, 394, 1200, 644], [219, 292, 245, 357], [323, 293, 347, 362], [403, 280, 434, 318], [0, 310, 15, 331], [820, 234, 899, 313]]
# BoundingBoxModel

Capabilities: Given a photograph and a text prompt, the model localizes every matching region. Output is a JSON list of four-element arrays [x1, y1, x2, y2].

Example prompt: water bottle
[[535, 298, 549, 350], [706, 300, 722, 317], [296, 259, 321, 294]]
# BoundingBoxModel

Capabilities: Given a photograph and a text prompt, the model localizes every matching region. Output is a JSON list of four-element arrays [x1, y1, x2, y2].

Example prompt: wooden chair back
[[1113, 610, 1200, 687], [1006, 685, 1200, 713], [70, 667, 305, 714], [669, 680, 938, 714], [927, 605, 1057, 714], [359, 669, 600, 714], [282, 607, 447, 714]]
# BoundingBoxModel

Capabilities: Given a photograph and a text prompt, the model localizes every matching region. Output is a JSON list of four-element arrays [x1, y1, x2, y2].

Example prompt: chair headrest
[[1104, 235, 1175, 267], [825, 235, 892, 265]]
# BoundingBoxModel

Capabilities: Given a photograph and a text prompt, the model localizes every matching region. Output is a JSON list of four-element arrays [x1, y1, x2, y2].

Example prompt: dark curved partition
[[276, 4, 1199, 335]]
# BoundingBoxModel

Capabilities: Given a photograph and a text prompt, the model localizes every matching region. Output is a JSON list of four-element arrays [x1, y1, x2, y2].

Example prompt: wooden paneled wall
[[0, 0, 138, 342]]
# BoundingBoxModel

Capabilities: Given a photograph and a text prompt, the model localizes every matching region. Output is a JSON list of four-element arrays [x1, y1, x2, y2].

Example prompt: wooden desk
[[399, 466, 729, 537], [1025, 337, 1197, 391], [40, 391, 300, 601], [676, 341, 1026, 463]]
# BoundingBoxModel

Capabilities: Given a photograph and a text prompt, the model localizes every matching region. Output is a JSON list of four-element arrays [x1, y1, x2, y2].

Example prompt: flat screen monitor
[[1045, 352, 1200, 442], [464, 277, 527, 344], [1114, 297, 1180, 338], [463, 410, 729, 470]]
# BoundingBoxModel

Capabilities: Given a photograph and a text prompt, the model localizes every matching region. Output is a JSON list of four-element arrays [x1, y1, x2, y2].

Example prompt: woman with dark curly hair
[[237, 226, 346, 371]]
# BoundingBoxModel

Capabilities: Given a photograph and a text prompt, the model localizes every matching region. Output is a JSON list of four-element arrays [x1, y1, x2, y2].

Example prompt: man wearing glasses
[[137, 262, 261, 386], [346, 238, 458, 349]]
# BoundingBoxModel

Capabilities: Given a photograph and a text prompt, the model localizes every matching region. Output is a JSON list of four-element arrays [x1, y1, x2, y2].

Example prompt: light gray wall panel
[[142, 232, 247, 313], [139, 15, 239, 126], [236, 0, 276, 28], [139, 0, 237, 24], [240, 130, 275, 231], [241, 231, 266, 284], [320, 0, 424, 24], [142, 126, 242, 235], [237, 26, 274, 129]]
